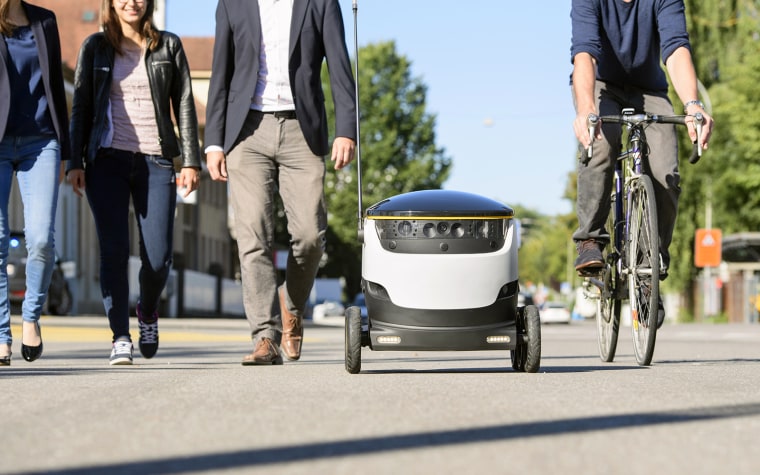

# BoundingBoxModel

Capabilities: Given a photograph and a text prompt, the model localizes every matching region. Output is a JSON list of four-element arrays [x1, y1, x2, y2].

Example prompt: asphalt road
[[2, 315, 759, 475]]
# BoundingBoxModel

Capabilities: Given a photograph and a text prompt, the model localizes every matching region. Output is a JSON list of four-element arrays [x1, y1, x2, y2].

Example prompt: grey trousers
[[226, 111, 327, 346], [573, 81, 680, 271]]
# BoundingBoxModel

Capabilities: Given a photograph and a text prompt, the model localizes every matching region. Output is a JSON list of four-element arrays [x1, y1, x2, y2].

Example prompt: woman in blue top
[[0, 0, 70, 365], [570, 0, 715, 326]]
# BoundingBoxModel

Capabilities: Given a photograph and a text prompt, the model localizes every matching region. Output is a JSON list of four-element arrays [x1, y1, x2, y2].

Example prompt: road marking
[[10, 324, 247, 343]]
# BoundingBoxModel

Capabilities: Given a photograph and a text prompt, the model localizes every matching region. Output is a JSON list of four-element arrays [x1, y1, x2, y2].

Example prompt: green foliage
[[318, 41, 452, 296], [669, 0, 760, 296], [514, 198, 579, 292]]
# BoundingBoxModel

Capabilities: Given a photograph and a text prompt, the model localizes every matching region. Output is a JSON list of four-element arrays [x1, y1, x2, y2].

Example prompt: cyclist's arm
[[665, 46, 714, 149], [572, 52, 598, 148]]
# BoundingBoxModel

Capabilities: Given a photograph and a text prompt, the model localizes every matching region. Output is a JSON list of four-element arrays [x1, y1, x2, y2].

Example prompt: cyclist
[[570, 0, 714, 322]]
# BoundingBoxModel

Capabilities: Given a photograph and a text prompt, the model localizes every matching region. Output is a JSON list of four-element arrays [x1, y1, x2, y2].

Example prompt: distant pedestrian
[[67, 0, 200, 365], [0, 0, 70, 365], [205, 0, 356, 365]]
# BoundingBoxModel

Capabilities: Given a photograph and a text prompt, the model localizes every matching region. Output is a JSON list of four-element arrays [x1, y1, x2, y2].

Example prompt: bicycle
[[582, 108, 704, 366]]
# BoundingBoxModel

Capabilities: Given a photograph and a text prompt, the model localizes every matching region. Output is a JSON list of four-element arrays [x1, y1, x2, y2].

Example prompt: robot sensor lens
[[397, 221, 413, 236]]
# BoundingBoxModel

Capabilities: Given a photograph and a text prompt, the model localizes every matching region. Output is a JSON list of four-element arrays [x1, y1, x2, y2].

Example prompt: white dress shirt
[[254, 0, 295, 112], [206, 0, 295, 153]]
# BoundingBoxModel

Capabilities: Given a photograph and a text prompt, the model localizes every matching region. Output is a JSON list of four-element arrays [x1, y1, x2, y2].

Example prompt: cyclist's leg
[[571, 81, 621, 260], [641, 90, 680, 277]]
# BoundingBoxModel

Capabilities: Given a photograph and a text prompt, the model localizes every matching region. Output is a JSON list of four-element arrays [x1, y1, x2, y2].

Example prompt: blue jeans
[[85, 148, 176, 342], [0, 135, 61, 345]]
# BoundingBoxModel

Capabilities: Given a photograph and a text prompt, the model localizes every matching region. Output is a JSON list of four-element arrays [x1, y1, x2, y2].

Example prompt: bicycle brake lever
[[690, 112, 704, 164], [586, 114, 599, 160]]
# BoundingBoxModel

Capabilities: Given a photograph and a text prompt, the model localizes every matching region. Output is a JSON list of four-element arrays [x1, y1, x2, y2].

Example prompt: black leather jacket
[[68, 31, 200, 171]]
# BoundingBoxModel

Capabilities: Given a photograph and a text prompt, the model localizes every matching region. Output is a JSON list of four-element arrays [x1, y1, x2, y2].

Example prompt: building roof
[[33, 0, 213, 128], [180, 37, 215, 73], [33, 0, 101, 69]]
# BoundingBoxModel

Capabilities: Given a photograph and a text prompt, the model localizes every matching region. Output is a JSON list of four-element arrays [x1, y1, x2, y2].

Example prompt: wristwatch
[[683, 99, 705, 114]]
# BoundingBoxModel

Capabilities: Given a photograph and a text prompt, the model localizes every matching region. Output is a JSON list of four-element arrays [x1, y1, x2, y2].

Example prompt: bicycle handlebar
[[585, 112, 704, 164]]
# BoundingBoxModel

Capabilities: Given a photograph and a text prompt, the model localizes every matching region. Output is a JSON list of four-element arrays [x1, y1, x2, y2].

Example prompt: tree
[[517, 211, 576, 292], [668, 1, 760, 296], [317, 41, 452, 297]]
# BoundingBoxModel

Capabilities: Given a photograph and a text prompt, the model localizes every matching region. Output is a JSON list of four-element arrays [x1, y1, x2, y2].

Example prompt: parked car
[[539, 301, 571, 324], [7, 232, 72, 315]]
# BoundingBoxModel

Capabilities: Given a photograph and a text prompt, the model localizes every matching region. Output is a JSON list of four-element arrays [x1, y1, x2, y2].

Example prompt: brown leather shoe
[[280, 287, 303, 361], [241, 337, 283, 366]]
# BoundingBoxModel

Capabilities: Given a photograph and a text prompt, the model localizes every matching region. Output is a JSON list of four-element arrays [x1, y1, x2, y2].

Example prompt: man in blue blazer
[[205, 0, 357, 365]]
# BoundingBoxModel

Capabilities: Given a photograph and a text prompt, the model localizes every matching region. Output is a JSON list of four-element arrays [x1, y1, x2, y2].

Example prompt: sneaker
[[575, 239, 604, 273], [110, 339, 134, 365], [137, 302, 159, 359]]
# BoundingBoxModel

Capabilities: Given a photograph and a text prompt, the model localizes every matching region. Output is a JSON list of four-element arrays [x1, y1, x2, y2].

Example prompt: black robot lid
[[366, 190, 514, 218]]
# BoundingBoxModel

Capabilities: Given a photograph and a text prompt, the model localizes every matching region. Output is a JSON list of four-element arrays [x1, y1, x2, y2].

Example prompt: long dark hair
[[101, 0, 160, 54], [0, 0, 19, 37]]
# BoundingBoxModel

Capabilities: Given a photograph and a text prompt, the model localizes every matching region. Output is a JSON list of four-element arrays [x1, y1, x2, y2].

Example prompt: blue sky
[[166, 1, 577, 216]]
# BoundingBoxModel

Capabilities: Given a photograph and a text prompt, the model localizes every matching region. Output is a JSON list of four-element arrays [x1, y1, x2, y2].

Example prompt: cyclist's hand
[[574, 110, 600, 149], [687, 109, 714, 151]]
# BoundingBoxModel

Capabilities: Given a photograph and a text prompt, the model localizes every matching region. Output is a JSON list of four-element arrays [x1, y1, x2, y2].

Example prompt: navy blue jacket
[[0, 2, 70, 160], [205, 0, 357, 156], [570, 0, 691, 91]]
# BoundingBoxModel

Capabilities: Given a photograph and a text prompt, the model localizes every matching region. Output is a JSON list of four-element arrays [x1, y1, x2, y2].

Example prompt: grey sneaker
[[575, 239, 604, 273], [109, 339, 133, 365]]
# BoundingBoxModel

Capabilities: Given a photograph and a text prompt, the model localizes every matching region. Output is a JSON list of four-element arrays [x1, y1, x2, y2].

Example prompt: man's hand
[[573, 109, 600, 149], [330, 137, 356, 170], [686, 106, 714, 151], [206, 150, 228, 181], [66, 169, 86, 198]]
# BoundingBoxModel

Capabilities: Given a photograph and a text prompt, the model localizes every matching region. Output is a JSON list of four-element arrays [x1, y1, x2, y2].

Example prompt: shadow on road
[[38, 402, 760, 474]]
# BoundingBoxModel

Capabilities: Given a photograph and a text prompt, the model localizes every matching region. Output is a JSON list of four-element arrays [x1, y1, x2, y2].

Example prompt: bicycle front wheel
[[626, 175, 660, 366]]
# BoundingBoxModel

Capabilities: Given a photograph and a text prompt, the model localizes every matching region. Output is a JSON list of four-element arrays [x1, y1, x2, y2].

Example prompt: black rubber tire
[[344, 306, 362, 374], [596, 286, 621, 363], [627, 175, 660, 366], [597, 199, 621, 362], [511, 307, 526, 371], [523, 305, 541, 373]]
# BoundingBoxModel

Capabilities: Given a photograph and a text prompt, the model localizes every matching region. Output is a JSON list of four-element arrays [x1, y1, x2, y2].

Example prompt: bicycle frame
[[612, 113, 646, 292]]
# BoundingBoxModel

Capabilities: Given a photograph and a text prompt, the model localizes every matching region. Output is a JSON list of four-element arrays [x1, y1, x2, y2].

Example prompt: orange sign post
[[694, 228, 722, 268]]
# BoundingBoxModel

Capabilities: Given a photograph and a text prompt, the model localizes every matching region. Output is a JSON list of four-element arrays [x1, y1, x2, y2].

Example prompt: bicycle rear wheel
[[626, 175, 660, 366], [596, 201, 621, 362]]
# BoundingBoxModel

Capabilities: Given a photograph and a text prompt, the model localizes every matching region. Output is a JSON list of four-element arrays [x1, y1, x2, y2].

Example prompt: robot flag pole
[[352, 0, 364, 236]]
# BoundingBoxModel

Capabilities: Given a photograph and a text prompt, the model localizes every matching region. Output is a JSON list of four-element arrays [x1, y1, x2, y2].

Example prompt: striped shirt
[[109, 46, 162, 155]]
